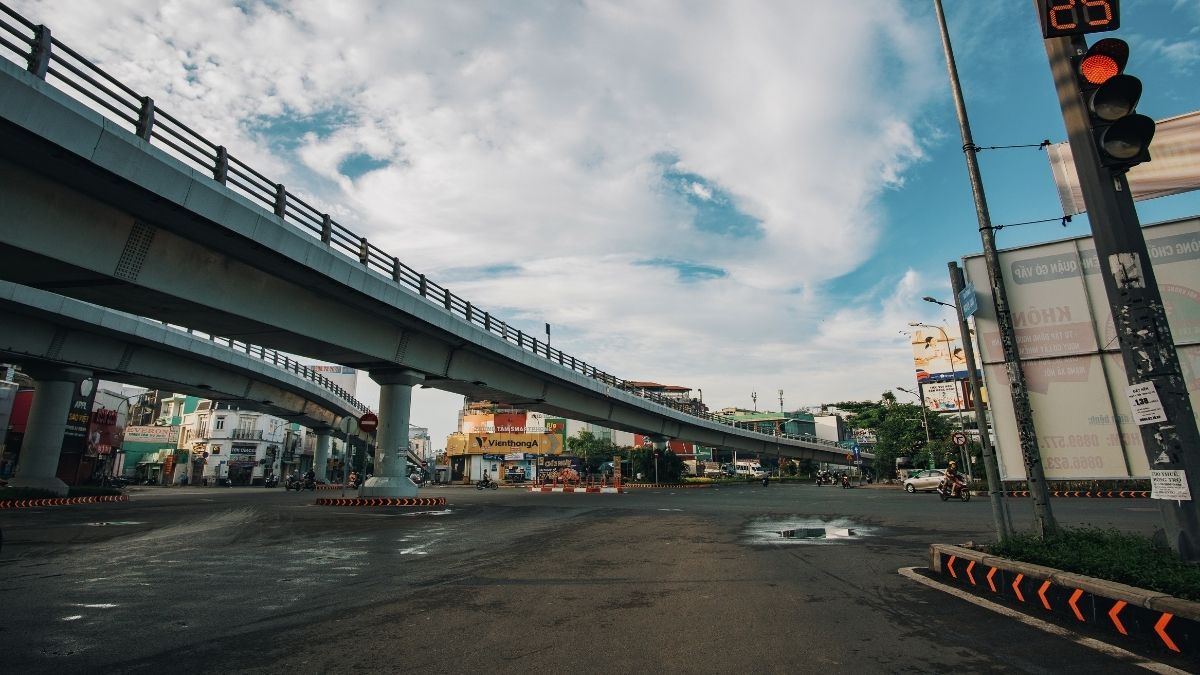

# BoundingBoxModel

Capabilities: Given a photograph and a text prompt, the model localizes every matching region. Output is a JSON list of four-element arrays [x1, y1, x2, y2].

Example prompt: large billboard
[[963, 217, 1200, 480]]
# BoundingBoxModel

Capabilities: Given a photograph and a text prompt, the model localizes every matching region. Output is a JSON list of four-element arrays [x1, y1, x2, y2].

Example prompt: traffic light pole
[[1044, 35, 1200, 561], [936, 0, 1058, 537]]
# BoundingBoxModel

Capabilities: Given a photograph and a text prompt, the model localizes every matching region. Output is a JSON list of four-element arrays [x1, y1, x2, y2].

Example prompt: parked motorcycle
[[937, 479, 970, 502]]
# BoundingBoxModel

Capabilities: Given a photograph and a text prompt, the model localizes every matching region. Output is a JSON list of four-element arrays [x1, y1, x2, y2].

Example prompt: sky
[[9, 0, 1199, 448]]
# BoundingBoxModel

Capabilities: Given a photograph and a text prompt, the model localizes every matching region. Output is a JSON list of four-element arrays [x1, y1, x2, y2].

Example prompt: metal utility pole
[[946, 264, 1012, 540], [778, 389, 784, 413], [934, 0, 1057, 536], [751, 391, 757, 412], [1043, 32, 1200, 560]]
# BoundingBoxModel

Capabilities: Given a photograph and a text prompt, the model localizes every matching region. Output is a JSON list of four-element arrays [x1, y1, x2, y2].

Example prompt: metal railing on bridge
[[0, 4, 840, 451]]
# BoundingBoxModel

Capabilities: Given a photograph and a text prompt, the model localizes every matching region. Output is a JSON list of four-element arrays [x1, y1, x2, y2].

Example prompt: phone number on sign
[[1040, 434, 1100, 449], [1044, 456, 1104, 470]]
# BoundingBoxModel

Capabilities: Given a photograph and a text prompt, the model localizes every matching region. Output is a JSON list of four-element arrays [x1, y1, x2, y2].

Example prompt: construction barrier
[[0, 495, 129, 509], [930, 543, 1197, 658], [314, 497, 447, 507]]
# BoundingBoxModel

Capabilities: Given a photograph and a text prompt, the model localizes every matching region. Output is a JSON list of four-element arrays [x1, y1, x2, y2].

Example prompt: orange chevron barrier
[[1003, 490, 1149, 498], [0, 495, 128, 508], [314, 497, 447, 507], [932, 545, 1197, 658]]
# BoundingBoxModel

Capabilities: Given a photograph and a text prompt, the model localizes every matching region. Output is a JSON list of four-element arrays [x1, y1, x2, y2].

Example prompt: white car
[[903, 469, 947, 493]]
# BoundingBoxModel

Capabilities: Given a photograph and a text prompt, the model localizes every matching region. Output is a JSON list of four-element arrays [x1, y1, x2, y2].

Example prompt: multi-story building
[[180, 404, 310, 486]]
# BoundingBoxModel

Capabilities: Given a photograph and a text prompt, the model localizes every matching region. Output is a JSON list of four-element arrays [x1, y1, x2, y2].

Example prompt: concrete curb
[[0, 495, 129, 508], [929, 543, 1198, 656], [622, 483, 715, 489], [526, 486, 625, 494], [314, 497, 447, 507]]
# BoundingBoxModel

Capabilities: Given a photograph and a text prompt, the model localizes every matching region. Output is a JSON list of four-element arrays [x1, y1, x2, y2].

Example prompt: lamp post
[[895, 386, 931, 445], [925, 289, 1012, 540]]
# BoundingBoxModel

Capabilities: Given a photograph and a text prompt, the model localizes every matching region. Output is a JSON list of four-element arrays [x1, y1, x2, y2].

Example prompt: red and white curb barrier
[[527, 486, 625, 494], [0, 495, 129, 509], [622, 483, 714, 489], [315, 497, 447, 507]]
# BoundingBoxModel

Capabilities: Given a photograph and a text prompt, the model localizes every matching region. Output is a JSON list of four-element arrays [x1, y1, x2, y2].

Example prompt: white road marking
[[897, 567, 1187, 674]]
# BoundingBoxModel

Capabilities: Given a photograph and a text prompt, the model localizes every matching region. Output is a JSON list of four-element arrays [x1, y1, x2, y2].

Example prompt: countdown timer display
[[1037, 0, 1120, 39]]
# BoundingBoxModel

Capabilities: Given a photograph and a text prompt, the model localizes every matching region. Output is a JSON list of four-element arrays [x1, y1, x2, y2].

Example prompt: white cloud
[[12, 0, 951, 445]]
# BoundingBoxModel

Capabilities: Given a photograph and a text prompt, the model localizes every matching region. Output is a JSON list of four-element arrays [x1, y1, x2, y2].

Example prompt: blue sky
[[11, 0, 1198, 446]]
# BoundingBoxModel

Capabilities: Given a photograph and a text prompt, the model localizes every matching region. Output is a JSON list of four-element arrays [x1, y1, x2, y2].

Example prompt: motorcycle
[[841, 475, 851, 489], [814, 472, 834, 486], [476, 477, 499, 490], [264, 474, 279, 488], [285, 474, 311, 491], [761, 475, 769, 487], [937, 478, 971, 502]]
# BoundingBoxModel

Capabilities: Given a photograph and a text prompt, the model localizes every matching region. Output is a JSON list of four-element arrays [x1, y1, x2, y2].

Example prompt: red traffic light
[[1078, 38, 1128, 85]]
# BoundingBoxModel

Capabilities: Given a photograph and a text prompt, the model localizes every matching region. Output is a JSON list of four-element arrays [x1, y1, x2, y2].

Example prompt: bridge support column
[[314, 428, 332, 482], [9, 367, 91, 496], [360, 368, 425, 498]]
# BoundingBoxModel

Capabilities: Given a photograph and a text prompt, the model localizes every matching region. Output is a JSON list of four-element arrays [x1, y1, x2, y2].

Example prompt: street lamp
[[895, 387, 932, 444]]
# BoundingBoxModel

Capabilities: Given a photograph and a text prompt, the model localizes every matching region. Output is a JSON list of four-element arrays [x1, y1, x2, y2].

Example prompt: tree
[[566, 430, 620, 473]]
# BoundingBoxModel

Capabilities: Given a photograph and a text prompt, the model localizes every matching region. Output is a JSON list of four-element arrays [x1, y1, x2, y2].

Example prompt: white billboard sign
[[963, 217, 1200, 480], [124, 425, 177, 444]]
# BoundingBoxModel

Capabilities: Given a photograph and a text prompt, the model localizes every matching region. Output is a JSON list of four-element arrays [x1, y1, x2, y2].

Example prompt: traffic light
[[1075, 38, 1154, 171]]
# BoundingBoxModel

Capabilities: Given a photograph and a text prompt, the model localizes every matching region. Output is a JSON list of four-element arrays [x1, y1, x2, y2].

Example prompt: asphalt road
[[0, 483, 1190, 674]]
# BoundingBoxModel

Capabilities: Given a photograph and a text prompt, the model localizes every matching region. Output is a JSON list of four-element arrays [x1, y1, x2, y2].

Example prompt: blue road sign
[[959, 283, 978, 317]]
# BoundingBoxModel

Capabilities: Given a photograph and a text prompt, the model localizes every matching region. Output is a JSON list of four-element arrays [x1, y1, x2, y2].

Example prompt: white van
[[734, 461, 766, 478]]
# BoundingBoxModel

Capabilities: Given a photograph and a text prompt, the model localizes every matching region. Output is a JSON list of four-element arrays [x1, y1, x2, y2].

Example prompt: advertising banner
[[921, 380, 969, 412], [1047, 111, 1200, 216], [963, 217, 1200, 479], [493, 413, 527, 433], [124, 425, 177, 444], [469, 433, 559, 455], [462, 414, 494, 434], [909, 327, 967, 383]]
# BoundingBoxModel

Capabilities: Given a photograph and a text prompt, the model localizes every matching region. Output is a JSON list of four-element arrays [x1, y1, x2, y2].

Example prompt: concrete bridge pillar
[[360, 368, 425, 498], [9, 367, 91, 496], [314, 428, 332, 482]]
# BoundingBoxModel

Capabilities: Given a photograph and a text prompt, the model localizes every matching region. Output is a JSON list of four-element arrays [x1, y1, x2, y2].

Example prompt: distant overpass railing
[[0, 4, 841, 451], [153, 321, 372, 415]]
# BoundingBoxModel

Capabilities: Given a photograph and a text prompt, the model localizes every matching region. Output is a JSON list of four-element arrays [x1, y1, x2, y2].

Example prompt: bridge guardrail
[[152, 321, 372, 415], [0, 4, 843, 450]]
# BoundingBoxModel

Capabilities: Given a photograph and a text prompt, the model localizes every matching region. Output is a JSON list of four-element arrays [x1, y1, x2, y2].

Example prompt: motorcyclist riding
[[943, 461, 964, 497]]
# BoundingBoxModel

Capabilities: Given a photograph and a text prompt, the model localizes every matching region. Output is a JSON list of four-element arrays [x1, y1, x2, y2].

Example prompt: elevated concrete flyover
[[0, 280, 371, 493], [0, 16, 850, 494]]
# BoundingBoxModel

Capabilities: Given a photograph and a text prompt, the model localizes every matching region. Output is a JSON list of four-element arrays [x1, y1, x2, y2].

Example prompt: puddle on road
[[744, 518, 875, 545]]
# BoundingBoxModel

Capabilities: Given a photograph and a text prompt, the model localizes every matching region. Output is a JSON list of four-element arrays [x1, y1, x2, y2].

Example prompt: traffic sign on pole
[[951, 431, 967, 447], [359, 412, 378, 433]]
